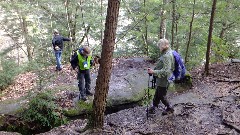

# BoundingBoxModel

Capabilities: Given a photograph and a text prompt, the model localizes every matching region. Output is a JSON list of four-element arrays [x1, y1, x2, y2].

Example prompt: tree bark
[[175, 21, 179, 52], [144, 0, 148, 56], [171, 0, 176, 49], [175, 12, 180, 52], [204, 0, 217, 75], [185, 0, 195, 64], [21, 15, 33, 61], [92, 0, 120, 129], [101, 0, 103, 46], [159, 0, 168, 39]]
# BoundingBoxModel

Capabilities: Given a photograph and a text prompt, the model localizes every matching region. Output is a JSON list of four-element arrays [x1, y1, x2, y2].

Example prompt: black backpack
[[70, 50, 78, 70]]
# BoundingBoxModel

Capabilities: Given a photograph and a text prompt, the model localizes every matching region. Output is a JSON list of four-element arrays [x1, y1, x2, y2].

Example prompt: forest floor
[[0, 59, 240, 135]]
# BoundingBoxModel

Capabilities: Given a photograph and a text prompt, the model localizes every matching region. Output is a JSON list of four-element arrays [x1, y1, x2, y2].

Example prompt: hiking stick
[[147, 74, 151, 120]]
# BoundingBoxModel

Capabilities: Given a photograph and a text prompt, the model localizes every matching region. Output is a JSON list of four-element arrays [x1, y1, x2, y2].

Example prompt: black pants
[[78, 69, 91, 98], [153, 86, 170, 108]]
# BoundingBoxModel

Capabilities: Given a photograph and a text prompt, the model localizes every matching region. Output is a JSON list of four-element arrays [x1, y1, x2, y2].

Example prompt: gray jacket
[[153, 48, 174, 87]]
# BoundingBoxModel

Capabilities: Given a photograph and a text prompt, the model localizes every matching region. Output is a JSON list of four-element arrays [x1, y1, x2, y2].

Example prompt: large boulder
[[64, 57, 151, 116], [91, 57, 150, 107], [107, 68, 148, 106]]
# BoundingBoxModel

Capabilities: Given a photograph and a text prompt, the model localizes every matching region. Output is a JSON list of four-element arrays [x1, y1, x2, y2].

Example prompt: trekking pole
[[147, 74, 150, 120], [147, 68, 153, 119]]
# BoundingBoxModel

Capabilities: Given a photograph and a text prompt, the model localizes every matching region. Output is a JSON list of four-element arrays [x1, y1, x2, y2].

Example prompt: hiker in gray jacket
[[147, 39, 175, 115]]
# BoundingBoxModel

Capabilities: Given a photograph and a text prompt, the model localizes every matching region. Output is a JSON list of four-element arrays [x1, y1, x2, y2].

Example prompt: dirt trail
[[39, 62, 240, 135]]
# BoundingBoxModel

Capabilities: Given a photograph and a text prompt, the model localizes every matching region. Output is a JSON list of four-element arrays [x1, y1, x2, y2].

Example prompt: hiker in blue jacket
[[52, 29, 71, 71], [147, 39, 175, 115]]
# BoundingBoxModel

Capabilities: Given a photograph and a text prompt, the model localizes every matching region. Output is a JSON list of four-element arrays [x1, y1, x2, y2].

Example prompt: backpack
[[70, 50, 78, 70], [171, 50, 186, 81]]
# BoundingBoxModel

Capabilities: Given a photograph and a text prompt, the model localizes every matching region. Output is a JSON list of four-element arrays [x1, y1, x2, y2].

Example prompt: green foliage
[[211, 36, 229, 63], [0, 59, 21, 90], [63, 101, 92, 117], [20, 91, 67, 132], [169, 72, 192, 93], [148, 43, 160, 62], [0, 0, 240, 73], [76, 101, 93, 112], [139, 88, 155, 106]]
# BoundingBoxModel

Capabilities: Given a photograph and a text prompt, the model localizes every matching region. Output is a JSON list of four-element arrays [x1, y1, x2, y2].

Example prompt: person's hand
[[55, 46, 60, 50], [70, 37, 72, 42], [148, 68, 154, 74]]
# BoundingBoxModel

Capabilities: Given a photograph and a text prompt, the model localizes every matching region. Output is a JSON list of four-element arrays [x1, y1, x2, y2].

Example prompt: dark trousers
[[78, 69, 91, 98], [153, 86, 170, 108]]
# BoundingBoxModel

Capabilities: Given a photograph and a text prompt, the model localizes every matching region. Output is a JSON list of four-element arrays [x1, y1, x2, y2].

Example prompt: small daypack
[[171, 50, 186, 81], [70, 50, 78, 70]]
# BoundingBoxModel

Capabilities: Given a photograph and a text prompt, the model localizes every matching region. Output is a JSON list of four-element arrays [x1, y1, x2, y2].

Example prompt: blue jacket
[[52, 35, 71, 51]]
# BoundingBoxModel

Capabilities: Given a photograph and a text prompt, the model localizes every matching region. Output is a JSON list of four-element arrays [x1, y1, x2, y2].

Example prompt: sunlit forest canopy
[[0, 0, 239, 70]]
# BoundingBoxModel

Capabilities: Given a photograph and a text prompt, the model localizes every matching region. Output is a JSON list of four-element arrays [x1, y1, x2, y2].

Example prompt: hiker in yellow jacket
[[70, 46, 93, 101]]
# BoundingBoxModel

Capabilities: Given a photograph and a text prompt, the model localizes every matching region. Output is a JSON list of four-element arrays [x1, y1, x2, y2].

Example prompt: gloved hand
[[148, 68, 154, 76]]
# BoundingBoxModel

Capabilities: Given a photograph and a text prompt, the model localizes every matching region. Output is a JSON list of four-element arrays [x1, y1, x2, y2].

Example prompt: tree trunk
[[184, 0, 195, 64], [171, 0, 176, 49], [144, 0, 148, 56], [159, 0, 168, 39], [175, 11, 180, 52], [204, 0, 217, 75], [65, 0, 79, 52], [92, 0, 120, 129], [21, 15, 33, 61], [175, 21, 179, 52], [101, 0, 103, 46]]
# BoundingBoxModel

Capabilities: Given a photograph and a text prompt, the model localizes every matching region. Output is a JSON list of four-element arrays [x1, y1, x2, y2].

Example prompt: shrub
[[149, 43, 160, 62], [20, 91, 67, 133], [0, 59, 20, 90]]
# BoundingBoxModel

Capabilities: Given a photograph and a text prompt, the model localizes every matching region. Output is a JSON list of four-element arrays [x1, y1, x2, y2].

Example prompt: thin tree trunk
[[215, 22, 227, 62], [21, 15, 33, 61], [92, 0, 120, 129], [204, 0, 217, 75], [72, 5, 79, 43], [65, 0, 78, 48], [101, 0, 103, 46], [79, 26, 90, 45], [171, 0, 176, 49], [65, 0, 72, 38], [185, 0, 195, 64], [175, 21, 179, 52], [79, 0, 90, 46], [144, 0, 148, 56], [175, 11, 180, 52], [159, 0, 168, 39]]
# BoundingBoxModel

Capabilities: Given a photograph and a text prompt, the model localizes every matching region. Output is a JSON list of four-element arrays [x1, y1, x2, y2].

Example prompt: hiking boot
[[55, 67, 62, 71], [147, 106, 156, 114], [86, 91, 93, 96], [162, 107, 174, 115]]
